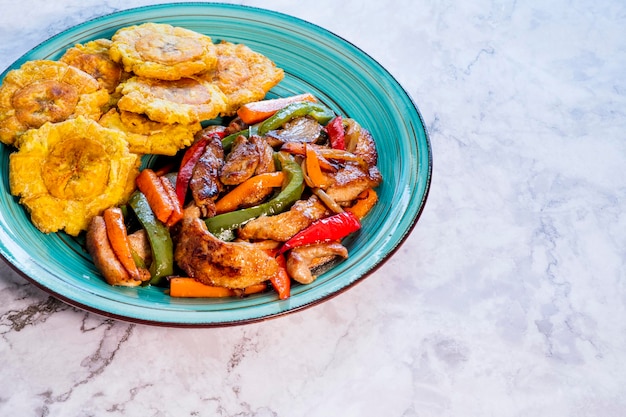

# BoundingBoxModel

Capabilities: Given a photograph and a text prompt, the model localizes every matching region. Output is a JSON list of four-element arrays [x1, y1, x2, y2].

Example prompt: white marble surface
[[1, 0, 625, 415]]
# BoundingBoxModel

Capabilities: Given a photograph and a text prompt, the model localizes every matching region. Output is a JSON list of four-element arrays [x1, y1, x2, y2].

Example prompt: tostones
[[116, 76, 228, 124], [99, 108, 201, 155], [203, 41, 284, 116], [0, 60, 109, 147], [109, 23, 218, 80], [60, 39, 125, 93], [9, 116, 140, 236]]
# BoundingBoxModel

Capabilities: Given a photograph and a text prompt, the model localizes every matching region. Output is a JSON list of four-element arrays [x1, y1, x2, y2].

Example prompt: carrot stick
[[169, 278, 267, 298], [346, 188, 379, 219], [236, 93, 317, 124], [214, 171, 285, 214], [103, 207, 142, 281], [270, 253, 291, 300], [242, 283, 269, 295], [169, 278, 233, 297], [159, 176, 183, 227], [135, 169, 174, 224], [305, 144, 330, 188]]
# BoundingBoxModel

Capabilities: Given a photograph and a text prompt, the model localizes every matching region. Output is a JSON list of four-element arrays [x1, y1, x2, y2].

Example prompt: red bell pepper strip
[[175, 139, 207, 207], [277, 210, 361, 255], [326, 115, 345, 150], [174, 130, 226, 207]]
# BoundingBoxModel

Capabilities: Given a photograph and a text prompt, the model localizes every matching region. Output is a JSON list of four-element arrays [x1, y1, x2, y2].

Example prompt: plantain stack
[[0, 22, 284, 236]]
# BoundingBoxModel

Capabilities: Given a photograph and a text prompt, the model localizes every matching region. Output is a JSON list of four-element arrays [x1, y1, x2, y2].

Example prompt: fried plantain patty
[[0, 60, 109, 146]]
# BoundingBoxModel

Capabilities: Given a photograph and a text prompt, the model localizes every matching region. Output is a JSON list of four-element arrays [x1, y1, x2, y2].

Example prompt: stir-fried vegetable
[[169, 278, 266, 298], [128, 191, 174, 286], [326, 115, 346, 150], [277, 211, 362, 255], [175, 136, 210, 206], [257, 101, 335, 136], [346, 188, 379, 220], [103, 207, 142, 281], [85, 92, 381, 299], [214, 171, 285, 214], [270, 253, 291, 300], [304, 145, 331, 188], [205, 152, 304, 241], [136, 168, 182, 226], [237, 93, 317, 124]]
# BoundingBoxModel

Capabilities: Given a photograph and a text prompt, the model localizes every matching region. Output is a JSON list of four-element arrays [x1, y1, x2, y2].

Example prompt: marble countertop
[[1, 0, 625, 415]]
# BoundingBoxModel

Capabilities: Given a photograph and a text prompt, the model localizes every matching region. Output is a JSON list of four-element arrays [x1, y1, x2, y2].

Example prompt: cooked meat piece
[[286, 242, 348, 284], [238, 195, 329, 241], [353, 126, 378, 167], [319, 121, 382, 202], [323, 164, 382, 203], [174, 212, 280, 289], [226, 117, 248, 134], [345, 120, 379, 167], [190, 135, 224, 216], [127, 229, 152, 267], [86, 216, 142, 287], [220, 135, 259, 185], [250, 135, 275, 174]]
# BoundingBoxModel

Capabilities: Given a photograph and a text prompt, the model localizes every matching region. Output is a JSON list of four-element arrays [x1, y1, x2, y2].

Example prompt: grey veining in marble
[[1, 0, 625, 416]]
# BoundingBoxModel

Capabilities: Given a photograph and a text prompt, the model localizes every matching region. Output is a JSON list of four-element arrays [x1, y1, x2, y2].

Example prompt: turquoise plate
[[0, 3, 431, 326]]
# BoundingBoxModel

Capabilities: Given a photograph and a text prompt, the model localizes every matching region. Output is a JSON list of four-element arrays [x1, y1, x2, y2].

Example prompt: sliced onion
[[312, 188, 344, 214]]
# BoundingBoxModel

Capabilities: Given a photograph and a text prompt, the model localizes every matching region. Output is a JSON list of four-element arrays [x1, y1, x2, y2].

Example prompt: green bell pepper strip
[[205, 152, 304, 241], [257, 102, 335, 136], [128, 191, 174, 286]]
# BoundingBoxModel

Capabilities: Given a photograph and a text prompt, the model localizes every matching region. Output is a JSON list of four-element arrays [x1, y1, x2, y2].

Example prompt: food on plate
[[0, 21, 383, 300], [99, 108, 201, 155], [109, 22, 218, 80], [219, 133, 275, 185], [86, 213, 150, 287], [9, 116, 140, 236], [174, 206, 281, 289], [59, 39, 125, 94], [286, 242, 349, 284], [59, 38, 129, 111], [236, 93, 317, 125], [85, 96, 382, 298], [204, 41, 285, 116], [237, 195, 329, 241], [0, 60, 109, 146], [187, 130, 225, 217], [2, 23, 284, 236], [115, 76, 228, 124], [214, 171, 284, 215]]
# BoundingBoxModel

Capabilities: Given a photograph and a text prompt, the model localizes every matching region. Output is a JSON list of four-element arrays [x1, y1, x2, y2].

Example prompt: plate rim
[[0, 2, 432, 327]]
